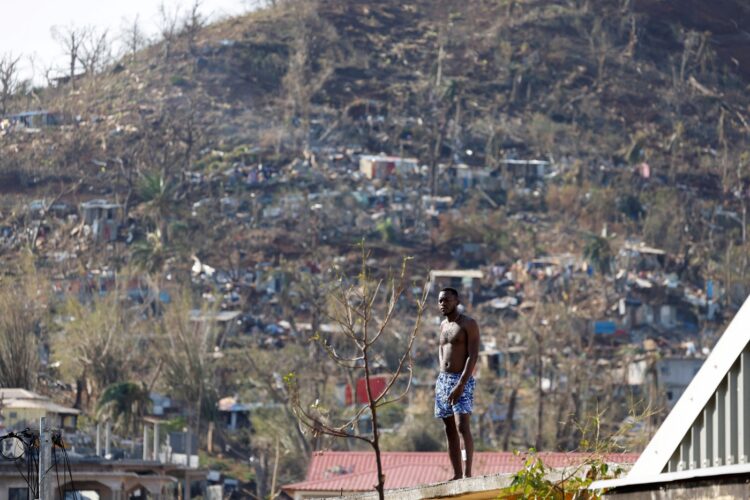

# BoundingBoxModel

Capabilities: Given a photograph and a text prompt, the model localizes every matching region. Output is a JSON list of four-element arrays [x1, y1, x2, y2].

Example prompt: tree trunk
[[74, 378, 84, 409], [255, 449, 269, 499], [364, 347, 385, 500], [535, 342, 544, 450], [502, 386, 518, 450], [371, 436, 385, 500]]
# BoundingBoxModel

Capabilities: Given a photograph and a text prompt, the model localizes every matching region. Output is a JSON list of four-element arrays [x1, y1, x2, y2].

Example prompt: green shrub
[[170, 75, 190, 87]]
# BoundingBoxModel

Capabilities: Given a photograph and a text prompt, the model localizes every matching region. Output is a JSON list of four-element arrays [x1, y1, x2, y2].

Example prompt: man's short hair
[[440, 287, 459, 298]]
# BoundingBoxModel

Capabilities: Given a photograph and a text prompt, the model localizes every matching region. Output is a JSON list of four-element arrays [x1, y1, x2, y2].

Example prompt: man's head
[[438, 287, 460, 316]]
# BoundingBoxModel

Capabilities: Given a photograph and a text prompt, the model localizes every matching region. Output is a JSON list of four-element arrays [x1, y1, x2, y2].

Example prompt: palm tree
[[131, 229, 169, 276], [131, 229, 172, 316], [97, 381, 152, 436], [138, 172, 176, 244]]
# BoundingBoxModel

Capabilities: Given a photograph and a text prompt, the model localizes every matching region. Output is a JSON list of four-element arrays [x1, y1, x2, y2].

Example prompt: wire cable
[[54, 432, 81, 500], [0, 426, 85, 500]]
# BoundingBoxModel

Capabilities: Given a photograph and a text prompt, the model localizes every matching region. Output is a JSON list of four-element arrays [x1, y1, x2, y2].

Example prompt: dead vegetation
[[0, 0, 750, 494]]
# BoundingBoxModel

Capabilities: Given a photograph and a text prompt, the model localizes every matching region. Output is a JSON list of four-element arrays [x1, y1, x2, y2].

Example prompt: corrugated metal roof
[[284, 451, 639, 492], [0, 389, 44, 400], [0, 388, 80, 415], [286, 464, 451, 492], [3, 399, 80, 415]]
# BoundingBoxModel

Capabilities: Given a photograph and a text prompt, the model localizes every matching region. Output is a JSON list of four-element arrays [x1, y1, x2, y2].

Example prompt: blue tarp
[[594, 321, 617, 335]]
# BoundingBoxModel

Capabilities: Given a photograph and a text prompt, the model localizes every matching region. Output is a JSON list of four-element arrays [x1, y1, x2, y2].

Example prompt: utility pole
[[153, 422, 160, 461], [142, 425, 149, 461], [38, 417, 52, 500], [95, 422, 101, 456], [105, 421, 111, 458], [184, 427, 191, 500]]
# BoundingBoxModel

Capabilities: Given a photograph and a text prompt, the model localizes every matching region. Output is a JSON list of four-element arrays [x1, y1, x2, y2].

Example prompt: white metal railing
[[665, 351, 750, 472]]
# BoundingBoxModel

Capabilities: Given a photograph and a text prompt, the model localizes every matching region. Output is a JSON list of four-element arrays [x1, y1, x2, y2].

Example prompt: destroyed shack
[[4, 110, 63, 130], [657, 356, 705, 409], [422, 195, 454, 216], [441, 163, 498, 190], [359, 155, 418, 180], [217, 396, 252, 431], [498, 159, 550, 188], [621, 242, 667, 271], [190, 309, 242, 347], [80, 199, 123, 242], [429, 269, 484, 306]]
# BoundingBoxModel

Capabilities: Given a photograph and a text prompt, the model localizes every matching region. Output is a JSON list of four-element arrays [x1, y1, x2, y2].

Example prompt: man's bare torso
[[439, 314, 472, 373]]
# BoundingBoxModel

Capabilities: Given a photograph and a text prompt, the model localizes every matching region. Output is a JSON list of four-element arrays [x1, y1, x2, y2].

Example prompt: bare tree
[[282, 0, 336, 149], [0, 255, 42, 389], [244, 0, 277, 9], [287, 252, 429, 500], [0, 52, 20, 116], [51, 24, 89, 89], [237, 345, 314, 499], [79, 28, 111, 77], [158, 291, 219, 449], [157, 2, 182, 60], [120, 15, 148, 63], [182, 0, 205, 54], [54, 280, 147, 410]]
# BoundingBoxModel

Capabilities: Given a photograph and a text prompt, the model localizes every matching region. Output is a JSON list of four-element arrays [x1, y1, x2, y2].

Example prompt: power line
[[0, 428, 40, 498], [0, 427, 80, 500], [52, 431, 81, 500]]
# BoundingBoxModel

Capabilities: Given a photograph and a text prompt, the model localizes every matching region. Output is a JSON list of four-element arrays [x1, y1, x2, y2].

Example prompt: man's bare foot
[[451, 475, 462, 481]]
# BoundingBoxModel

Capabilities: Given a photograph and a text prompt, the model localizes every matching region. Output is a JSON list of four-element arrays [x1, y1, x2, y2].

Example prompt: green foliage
[[55, 291, 141, 404], [97, 381, 151, 435], [583, 235, 612, 275], [508, 450, 622, 499], [283, 372, 296, 386], [616, 194, 644, 221], [138, 173, 175, 211], [200, 452, 231, 472], [162, 415, 188, 434], [131, 230, 169, 275], [170, 74, 190, 87], [376, 218, 397, 242]]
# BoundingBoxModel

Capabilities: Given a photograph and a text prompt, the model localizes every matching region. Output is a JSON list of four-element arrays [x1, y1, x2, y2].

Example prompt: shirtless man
[[435, 287, 480, 479]]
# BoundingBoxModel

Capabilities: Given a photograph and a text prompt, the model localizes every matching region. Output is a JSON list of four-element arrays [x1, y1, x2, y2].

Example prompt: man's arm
[[437, 321, 443, 368], [459, 319, 480, 385], [448, 319, 480, 404]]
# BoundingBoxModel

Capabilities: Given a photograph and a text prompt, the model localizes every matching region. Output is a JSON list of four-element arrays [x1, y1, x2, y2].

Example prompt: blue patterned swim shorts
[[434, 371, 475, 418]]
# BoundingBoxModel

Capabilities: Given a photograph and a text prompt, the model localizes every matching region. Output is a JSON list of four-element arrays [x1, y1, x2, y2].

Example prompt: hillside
[[1, 0, 750, 495]]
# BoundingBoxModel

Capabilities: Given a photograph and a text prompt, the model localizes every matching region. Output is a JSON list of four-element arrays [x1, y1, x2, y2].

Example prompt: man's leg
[[456, 413, 473, 477], [442, 416, 462, 479]]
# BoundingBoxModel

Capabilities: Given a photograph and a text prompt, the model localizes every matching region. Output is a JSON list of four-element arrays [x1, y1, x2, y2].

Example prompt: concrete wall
[[2, 408, 46, 428], [605, 475, 750, 499]]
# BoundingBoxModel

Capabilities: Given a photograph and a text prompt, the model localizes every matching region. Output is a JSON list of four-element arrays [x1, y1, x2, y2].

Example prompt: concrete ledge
[[331, 472, 515, 500], [323, 464, 633, 499]]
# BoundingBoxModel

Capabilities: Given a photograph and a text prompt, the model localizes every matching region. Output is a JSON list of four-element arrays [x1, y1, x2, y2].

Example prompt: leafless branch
[[51, 24, 89, 89], [0, 52, 21, 115]]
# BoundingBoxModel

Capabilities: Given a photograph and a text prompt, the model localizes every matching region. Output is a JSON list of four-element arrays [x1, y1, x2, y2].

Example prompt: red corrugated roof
[[283, 451, 640, 492]]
